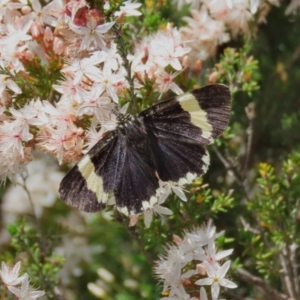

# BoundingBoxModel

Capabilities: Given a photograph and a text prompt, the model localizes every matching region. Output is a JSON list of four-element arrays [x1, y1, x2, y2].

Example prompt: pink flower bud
[[21, 5, 32, 14], [44, 27, 54, 43], [129, 214, 139, 227], [194, 60, 202, 74], [53, 37, 64, 55], [31, 22, 44, 39], [182, 55, 190, 69], [173, 234, 183, 245], [24, 50, 34, 61], [141, 45, 149, 63], [115, 12, 125, 24], [208, 71, 219, 84]]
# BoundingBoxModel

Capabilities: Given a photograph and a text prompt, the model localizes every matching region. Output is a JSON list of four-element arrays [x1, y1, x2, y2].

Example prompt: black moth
[[59, 84, 231, 215]]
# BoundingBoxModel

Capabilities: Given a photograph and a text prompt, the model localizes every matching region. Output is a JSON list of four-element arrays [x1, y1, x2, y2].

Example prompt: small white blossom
[[30, 0, 57, 25], [0, 14, 33, 53], [155, 70, 183, 96], [0, 121, 33, 157], [285, 0, 300, 15], [250, 0, 260, 14], [143, 196, 173, 228], [70, 19, 115, 50], [83, 119, 105, 153], [62, 54, 103, 84], [150, 32, 190, 71], [8, 273, 45, 299], [97, 44, 122, 72], [181, 7, 229, 62], [195, 260, 237, 300], [158, 179, 188, 203], [9, 105, 44, 136], [0, 261, 26, 286], [44, 0, 70, 26], [0, 75, 22, 95], [94, 68, 126, 103], [155, 223, 237, 299], [195, 241, 233, 263], [53, 76, 88, 104], [0, 0, 24, 22], [114, 0, 142, 17]]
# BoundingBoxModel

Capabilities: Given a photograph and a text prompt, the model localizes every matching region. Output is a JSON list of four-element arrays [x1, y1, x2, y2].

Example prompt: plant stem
[[113, 24, 137, 115]]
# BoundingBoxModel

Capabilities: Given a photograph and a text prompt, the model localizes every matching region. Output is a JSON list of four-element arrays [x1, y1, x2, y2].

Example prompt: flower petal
[[211, 282, 220, 300], [200, 287, 208, 300], [218, 260, 231, 278], [195, 278, 213, 286], [219, 278, 237, 289]]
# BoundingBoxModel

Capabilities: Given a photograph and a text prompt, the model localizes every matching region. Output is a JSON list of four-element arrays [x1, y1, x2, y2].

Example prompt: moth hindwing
[[59, 84, 231, 215]]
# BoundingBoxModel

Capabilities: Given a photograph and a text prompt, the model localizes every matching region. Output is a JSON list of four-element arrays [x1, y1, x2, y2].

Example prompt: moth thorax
[[120, 118, 146, 140]]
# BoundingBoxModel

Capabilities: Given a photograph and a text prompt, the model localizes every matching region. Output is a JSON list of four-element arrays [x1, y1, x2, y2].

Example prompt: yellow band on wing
[[78, 155, 108, 204], [178, 93, 213, 140]]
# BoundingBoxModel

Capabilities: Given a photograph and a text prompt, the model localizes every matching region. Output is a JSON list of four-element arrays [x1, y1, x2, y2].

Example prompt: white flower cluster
[[0, 261, 44, 299], [131, 173, 197, 228], [130, 23, 191, 97], [155, 221, 237, 300], [179, 0, 282, 62]]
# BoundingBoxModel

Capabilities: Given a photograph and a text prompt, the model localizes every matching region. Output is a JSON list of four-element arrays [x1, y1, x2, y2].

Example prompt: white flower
[[0, 0, 24, 22], [181, 7, 229, 61], [158, 179, 188, 203], [195, 261, 237, 300], [160, 285, 191, 299], [62, 53, 103, 84], [83, 119, 105, 153], [195, 241, 233, 263], [44, 0, 69, 26], [250, 0, 260, 14], [0, 147, 30, 185], [30, 0, 57, 25], [94, 68, 126, 103], [155, 70, 183, 97], [53, 76, 88, 104], [0, 14, 33, 53], [77, 88, 110, 117], [97, 44, 122, 72], [285, 0, 300, 15], [155, 224, 235, 299], [0, 121, 33, 157], [0, 261, 26, 286], [150, 32, 190, 71], [143, 196, 173, 228], [132, 26, 189, 80], [158, 259, 194, 296], [8, 273, 45, 299], [9, 105, 44, 136], [70, 19, 115, 50], [114, 0, 142, 17], [156, 245, 194, 293], [184, 220, 219, 246], [0, 75, 21, 95]]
